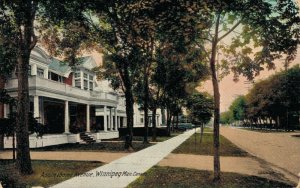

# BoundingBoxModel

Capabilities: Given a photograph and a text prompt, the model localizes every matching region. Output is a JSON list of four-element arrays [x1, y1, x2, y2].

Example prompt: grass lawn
[[33, 142, 153, 152], [203, 127, 213, 132], [172, 133, 248, 156], [128, 166, 293, 188], [103, 131, 184, 142], [0, 160, 102, 187]]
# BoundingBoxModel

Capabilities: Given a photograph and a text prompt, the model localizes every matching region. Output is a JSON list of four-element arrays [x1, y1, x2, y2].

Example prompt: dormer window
[[75, 80, 81, 88], [89, 82, 93, 91], [73, 70, 94, 90], [84, 80, 88, 90], [74, 72, 81, 78]]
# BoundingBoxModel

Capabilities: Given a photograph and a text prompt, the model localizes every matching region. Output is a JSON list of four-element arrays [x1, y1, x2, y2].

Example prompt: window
[[48, 72, 64, 83], [89, 81, 93, 91], [73, 71, 94, 90], [84, 73, 88, 79], [28, 65, 31, 75], [84, 80, 88, 90], [75, 80, 81, 88], [58, 76, 64, 83], [37, 68, 44, 77], [140, 118, 144, 123], [74, 72, 81, 78]]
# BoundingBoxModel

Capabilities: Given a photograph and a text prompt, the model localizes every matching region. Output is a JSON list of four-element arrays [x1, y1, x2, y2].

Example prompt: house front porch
[[3, 131, 119, 149]]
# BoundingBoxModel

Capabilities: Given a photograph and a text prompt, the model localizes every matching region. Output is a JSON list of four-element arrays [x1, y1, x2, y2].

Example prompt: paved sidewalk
[[221, 126, 300, 184], [52, 129, 195, 188]]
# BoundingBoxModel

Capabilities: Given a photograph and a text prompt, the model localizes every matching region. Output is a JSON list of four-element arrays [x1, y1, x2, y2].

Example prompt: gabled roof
[[48, 57, 71, 77], [31, 47, 98, 77], [31, 46, 51, 64], [77, 56, 97, 70]]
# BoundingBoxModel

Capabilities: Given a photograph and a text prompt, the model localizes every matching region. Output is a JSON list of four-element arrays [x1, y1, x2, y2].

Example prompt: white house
[[2, 46, 163, 148], [133, 104, 163, 127]]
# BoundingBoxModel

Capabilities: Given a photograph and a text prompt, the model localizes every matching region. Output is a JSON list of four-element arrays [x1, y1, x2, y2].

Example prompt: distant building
[[133, 104, 163, 127]]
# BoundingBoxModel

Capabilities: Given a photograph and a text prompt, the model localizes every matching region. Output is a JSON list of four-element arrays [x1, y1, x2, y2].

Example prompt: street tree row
[[221, 65, 300, 131]]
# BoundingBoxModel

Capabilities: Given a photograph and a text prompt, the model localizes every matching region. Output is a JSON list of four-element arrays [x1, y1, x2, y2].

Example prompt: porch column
[[123, 117, 127, 127], [114, 108, 118, 131], [64, 101, 70, 133], [33, 95, 39, 118], [80, 71, 84, 89], [86, 104, 90, 132], [117, 116, 120, 128], [32, 64, 37, 75], [103, 106, 108, 131], [3, 104, 8, 118], [109, 108, 113, 131], [44, 68, 49, 79], [107, 109, 110, 130]]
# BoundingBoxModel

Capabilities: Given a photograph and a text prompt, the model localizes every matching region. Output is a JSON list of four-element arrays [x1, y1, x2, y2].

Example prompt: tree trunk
[[0, 134, 3, 151], [176, 115, 179, 130], [171, 116, 175, 132], [276, 116, 280, 130], [0, 76, 5, 150], [200, 123, 204, 143], [123, 66, 134, 150], [161, 108, 166, 126], [14, 0, 39, 175], [152, 108, 157, 142], [259, 118, 263, 130], [16, 54, 33, 174], [166, 108, 171, 136], [143, 65, 149, 144], [13, 132, 16, 162], [210, 13, 221, 182]]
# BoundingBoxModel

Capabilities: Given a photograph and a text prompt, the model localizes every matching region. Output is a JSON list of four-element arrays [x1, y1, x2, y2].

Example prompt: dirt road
[[220, 127, 300, 183]]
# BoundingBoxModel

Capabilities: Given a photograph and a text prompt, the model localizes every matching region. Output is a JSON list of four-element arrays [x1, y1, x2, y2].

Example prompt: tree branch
[[29, 1, 38, 50], [218, 20, 242, 42], [195, 41, 210, 62]]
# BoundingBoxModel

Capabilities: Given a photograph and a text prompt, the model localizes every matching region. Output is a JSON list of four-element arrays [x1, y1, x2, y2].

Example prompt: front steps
[[80, 132, 96, 144]]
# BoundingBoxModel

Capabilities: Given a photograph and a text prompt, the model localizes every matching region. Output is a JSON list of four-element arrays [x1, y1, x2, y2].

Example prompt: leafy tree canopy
[[185, 92, 214, 125]]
